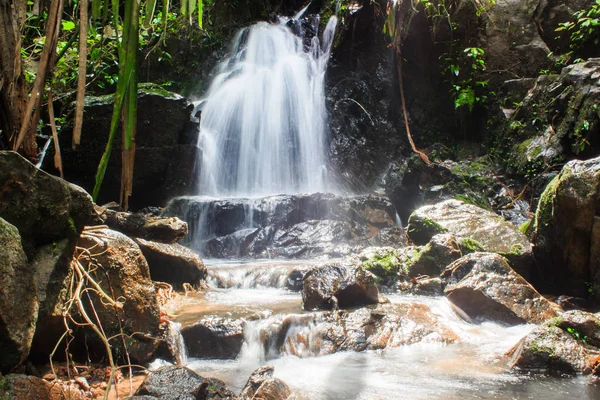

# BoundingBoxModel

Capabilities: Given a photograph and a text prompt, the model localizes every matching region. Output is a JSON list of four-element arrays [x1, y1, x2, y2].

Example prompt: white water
[[195, 16, 338, 197], [168, 260, 600, 399]]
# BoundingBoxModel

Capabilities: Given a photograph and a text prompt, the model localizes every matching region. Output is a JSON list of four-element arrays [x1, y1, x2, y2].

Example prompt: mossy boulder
[[509, 310, 600, 375], [407, 199, 534, 277], [0, 218, 38, 374], [532, 156, 600, 300], [407, 234, 462, 278], [359, 246, 420, 284]]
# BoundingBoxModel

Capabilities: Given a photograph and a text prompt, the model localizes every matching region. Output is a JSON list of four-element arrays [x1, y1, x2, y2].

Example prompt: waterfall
[[195, 15, 338, 197]]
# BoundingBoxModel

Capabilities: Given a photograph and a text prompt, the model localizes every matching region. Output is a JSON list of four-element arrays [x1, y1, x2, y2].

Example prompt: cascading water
[[195, 15, 338, 197]]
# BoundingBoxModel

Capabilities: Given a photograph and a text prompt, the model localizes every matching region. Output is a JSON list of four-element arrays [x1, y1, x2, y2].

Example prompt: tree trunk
[[0, 0, 31, 155]]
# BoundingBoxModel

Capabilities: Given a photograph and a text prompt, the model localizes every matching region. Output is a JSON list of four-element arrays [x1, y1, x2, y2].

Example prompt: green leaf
[[62, 20, 76, 31]]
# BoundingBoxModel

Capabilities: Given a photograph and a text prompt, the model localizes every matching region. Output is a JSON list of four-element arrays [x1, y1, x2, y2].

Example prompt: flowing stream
[[166, 260, 600, 400]]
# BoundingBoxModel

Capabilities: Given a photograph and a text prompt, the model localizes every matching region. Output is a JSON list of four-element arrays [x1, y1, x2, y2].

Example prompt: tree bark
[[0, 0, 29, 154]]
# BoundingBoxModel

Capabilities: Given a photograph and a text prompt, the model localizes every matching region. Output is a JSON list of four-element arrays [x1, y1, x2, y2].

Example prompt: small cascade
[[195, 14, 338, 197], [207, 260, 315, 290], [166, 321, 188, 366]]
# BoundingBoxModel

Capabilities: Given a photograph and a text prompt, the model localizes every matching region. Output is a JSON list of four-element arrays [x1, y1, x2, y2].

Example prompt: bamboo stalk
[[73, 0, 89, 149]]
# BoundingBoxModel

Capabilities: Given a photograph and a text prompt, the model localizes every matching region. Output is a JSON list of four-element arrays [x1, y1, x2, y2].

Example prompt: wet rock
[[407, 200, 534, 277], [407, 234, 462, 278], [554, 311, 600, 348], [95, 205, 188, 243], [532, 156, 600, 300], [181, 317, 244, 359], [0, 218, 38, 374], [302, 262, 379, 311], [509, 315, 600, 375], [0, 151, 94, 255], [0, 374, 93, 399], [239, 366, 292, 400], [555, 295, 594, 312], [399, 277, 444, 296], [134, 238, 207, 289], [132, 365, 235, 400], [443, 253, 559, 325], [44, 84, 199, 208], [164, 193, 401, 258], [360, 246, 415, 284]]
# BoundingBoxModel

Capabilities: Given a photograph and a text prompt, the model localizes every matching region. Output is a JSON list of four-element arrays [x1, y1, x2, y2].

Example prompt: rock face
[[164, 193, 403, 258], [95, 205, 188, 243], [239, 366, 292, 400], [0, 218, 38, 373], [407, 234, 462, 278], [407, 200, 533, 276], [443, 253, 559, 325], [509, 311, 600, 375], [181, 317, 245, 359], [134, 238, 207, 289], [532, 156, 600, 300], [302, 262, 379, 311], [0, 151, 93, 255], [507, 59, 600, 177], [44, 84, 199, 208], [132, 365, 235, 400]]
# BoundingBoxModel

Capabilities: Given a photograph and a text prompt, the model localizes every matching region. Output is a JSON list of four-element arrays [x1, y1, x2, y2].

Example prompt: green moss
[[535, 174, 560, 230], [363, 252, 401, 280], [454, 193, 492, 211], [509, 243, 525, 255], [138, 82, 179, 98], [519, 220, 531, 234], [459, 238, 485, 254]]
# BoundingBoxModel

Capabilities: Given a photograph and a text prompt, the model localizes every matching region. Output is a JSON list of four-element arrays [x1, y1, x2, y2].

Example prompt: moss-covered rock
[[407, 199, 534, 277], [532, 156, 600, 300], [407, 234, 462, 278]]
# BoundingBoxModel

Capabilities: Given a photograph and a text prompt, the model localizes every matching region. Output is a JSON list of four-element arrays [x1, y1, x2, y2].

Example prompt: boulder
[[134, 238, 207, 289], [0, 218, 38, 373], [32, 228, 161, 364], [95, 205, 188, 243], [532, 156, 600, 300], [302, 262, 379, 311], [132, 365, 235, 400], [509, 313, 600, 375], [0, 374, 93, 400], [0, 151, 93, 255], [407, 234, 462, 278], [239, 366, 292, 400], [360, 246, 417, 284], [181, 317, 245, 359], [407, 200, 533, 277], [44, 84, 200, 208], [443, 253, 559, 325]]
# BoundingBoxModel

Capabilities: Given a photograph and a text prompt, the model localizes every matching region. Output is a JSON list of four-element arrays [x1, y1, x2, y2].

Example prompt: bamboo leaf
[[73, 0, 89, 149]]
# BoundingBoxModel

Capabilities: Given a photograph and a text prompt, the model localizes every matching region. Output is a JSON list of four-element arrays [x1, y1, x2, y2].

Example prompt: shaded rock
[[0, 218, 38, 374], [302, 262, 379, 311], [164, 193, 401, 258], [407, 200, 533, 277], [132, 365, 235, 400], [407, 234, 462, 278], [239, 366, 292, 400], [507, 59, 600, 179], [443, 253, 559, 325], [0, 374, 93, 399], [556, 295, 594, 312], [555, 310, 600, 348], [509, 321, 600, 375], [44, 84, 200, 208], [532, 156, 600, 300], [181, 317, 244, 359], [95, 205, 188, 243], [0, 151, 93, 256], [134, 238, 207, 289]]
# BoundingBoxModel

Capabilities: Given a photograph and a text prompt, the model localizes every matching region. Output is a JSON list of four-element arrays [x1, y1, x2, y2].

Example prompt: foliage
[[556, 0, 600, 62], [566, 327, 588, 343], [417, 0, 494, 113]]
